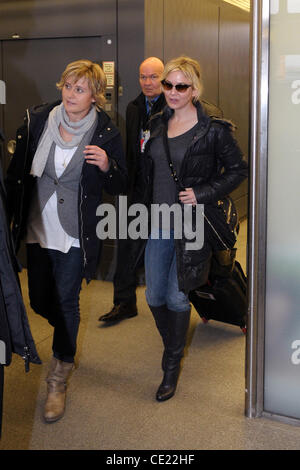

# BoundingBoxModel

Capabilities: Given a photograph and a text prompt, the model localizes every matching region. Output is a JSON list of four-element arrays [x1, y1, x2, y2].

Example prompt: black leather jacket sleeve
[[192, 121, 248, 205]]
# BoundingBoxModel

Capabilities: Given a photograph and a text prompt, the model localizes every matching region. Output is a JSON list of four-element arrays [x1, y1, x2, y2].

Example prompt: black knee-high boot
[[149, 305, 169, 344], [156, 308, 191, 402], [149, 305, 169, 370]]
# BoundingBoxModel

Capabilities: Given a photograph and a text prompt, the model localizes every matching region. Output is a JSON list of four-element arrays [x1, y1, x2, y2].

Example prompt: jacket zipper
[[79, 174, 87, 267], [16, 110, 34, 371], [78, 120, 120, 269], [22, 346, 30, 372], [16, 109, 31, 247]]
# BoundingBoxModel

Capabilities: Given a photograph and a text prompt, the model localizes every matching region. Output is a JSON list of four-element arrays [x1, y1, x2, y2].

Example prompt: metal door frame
[[246, 0, 300, 426], [245, 0, 269, 419]]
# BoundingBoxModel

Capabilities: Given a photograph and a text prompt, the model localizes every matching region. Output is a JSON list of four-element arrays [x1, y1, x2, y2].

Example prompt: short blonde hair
[[56, 59, 107, 110], [161, 56, 203, 102]]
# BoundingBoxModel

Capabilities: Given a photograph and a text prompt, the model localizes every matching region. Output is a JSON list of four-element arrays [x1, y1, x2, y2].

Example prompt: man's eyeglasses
[[161, 80, 192, 93]]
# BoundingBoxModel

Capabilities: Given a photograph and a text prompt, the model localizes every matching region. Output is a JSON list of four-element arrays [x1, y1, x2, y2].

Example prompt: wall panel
[[118, 0, 145, 141], [164, 0, 219, 105], [219, 4, 250, 216], [144, 0, 250, 218], [144, 0, 164, 60], [0, 0, 116, 40]]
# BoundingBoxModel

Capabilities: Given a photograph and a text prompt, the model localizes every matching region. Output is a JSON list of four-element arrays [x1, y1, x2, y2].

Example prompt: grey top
[[152, 124, 197, 206], [151, 124, 197, 230]]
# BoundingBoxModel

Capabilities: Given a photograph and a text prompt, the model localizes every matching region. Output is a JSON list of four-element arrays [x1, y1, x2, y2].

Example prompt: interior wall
[[117, 0, 145, 142], [165, 0, 219, 104], [0, 0, 145, 168], [145, 0, 250, 218], [219, 4, 250, 217], [0, 0, 116, 39]]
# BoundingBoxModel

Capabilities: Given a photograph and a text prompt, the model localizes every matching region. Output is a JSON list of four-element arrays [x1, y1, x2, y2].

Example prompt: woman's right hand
[[83, 145, 110, 173], [178, 187, 197, 205]]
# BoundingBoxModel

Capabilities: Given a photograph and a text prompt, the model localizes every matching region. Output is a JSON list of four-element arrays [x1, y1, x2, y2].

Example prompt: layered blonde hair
[[161, 56, 203, 103], [56, 59, 107, 110]]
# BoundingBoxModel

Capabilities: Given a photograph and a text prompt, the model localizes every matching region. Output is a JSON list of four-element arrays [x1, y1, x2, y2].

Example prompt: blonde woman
[[6, 60, 127, 422], [134, 56, 247, 401]]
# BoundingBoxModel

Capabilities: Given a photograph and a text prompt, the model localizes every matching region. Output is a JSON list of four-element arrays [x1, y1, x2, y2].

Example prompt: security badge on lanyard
[[140, 128, 150, 153], [140, 98, 155, 153]]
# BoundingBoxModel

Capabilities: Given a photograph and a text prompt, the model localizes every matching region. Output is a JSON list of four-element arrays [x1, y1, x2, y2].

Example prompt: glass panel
[[264, 0, 300, 418]]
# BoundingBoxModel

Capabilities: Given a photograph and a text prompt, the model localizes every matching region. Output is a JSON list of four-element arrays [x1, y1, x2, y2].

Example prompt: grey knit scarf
[[30, 102, 97, 177]]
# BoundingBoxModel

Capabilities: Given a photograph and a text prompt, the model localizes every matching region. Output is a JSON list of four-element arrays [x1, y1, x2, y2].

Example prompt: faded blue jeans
[[145, 229, 190, 312]]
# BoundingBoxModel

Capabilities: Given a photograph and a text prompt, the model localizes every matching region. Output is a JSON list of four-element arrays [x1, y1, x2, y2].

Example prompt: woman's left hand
[[84, 145, 110, 172], [179, 187, 197, 205]]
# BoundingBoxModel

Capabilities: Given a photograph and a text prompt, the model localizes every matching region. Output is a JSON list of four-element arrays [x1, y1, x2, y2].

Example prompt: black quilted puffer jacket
[[131, 101, 248, 294]]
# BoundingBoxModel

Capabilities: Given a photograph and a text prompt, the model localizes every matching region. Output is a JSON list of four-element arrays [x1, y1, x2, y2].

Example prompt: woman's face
[[62, 75, 95, 121], [163, 70, 197, 112]]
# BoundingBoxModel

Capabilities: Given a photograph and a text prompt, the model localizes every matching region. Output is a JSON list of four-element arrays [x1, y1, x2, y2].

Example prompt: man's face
[[139, 61, 163, 99]]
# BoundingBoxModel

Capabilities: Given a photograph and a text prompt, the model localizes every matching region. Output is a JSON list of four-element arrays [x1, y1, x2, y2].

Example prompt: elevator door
[[1, 35, 117, 279]]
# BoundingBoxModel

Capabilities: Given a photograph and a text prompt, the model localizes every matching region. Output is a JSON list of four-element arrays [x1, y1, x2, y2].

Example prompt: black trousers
[[113, 237, 139, 305]]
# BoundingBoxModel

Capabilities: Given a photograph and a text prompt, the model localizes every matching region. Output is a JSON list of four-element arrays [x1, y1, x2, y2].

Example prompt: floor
[[1, 220, 300, 450]]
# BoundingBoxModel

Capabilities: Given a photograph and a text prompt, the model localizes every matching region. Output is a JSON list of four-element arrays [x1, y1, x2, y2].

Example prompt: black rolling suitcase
[[189, 259, 247, 333]]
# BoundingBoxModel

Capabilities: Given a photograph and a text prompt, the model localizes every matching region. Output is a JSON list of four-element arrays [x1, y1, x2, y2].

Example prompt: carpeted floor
[[1, 220, 300, 450]]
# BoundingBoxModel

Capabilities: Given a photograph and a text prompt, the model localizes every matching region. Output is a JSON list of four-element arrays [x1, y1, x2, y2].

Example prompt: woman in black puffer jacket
[[138, 56, 248, 402]]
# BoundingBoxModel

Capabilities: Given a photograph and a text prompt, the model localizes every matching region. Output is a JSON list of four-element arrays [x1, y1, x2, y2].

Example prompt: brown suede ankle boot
[[44, 357, 74, 423]]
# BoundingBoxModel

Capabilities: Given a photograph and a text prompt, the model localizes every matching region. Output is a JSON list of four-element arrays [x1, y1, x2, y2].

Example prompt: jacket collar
[[28, 100, 116, 146], [149, 100, 212, 142], [132, 92, 166, 112]]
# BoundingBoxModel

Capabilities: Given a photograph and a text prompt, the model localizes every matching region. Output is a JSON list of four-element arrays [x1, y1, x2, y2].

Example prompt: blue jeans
[[145, 229, 190, 312], [27, 244, 83, 363]]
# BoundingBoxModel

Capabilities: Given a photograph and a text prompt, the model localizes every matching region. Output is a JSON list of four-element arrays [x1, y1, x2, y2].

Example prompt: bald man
[[99, 57, 166, 323]]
